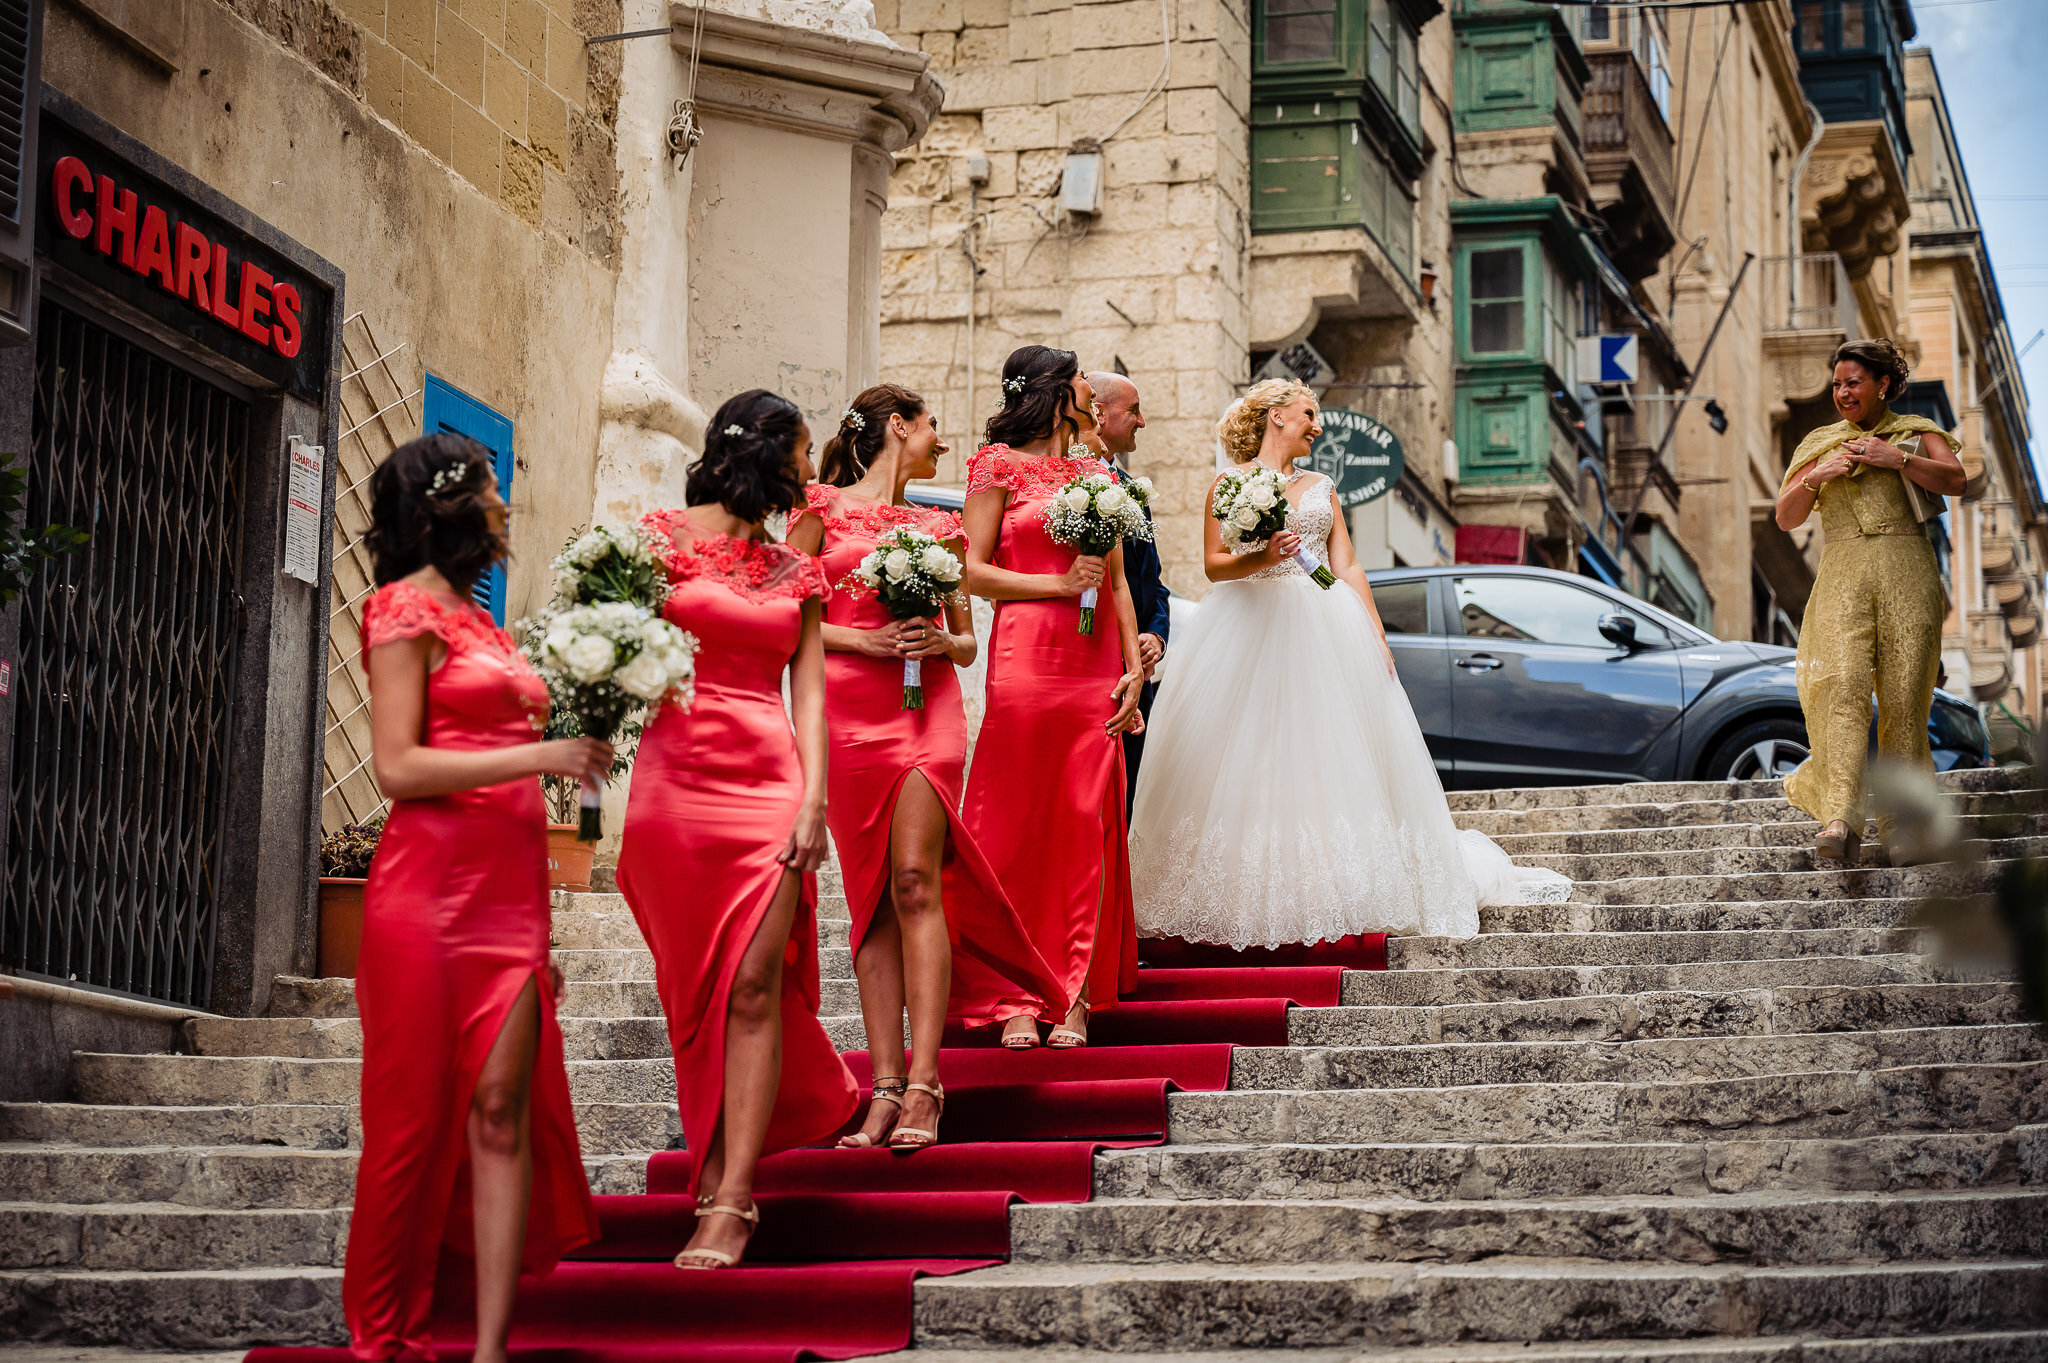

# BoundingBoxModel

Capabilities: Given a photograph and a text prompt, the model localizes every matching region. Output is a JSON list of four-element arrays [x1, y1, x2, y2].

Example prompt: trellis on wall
[[321, 313, 420, 834]]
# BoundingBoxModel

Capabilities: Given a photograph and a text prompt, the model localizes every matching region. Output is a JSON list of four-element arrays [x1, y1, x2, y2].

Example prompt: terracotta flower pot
[[318, 877, 368, 979], [547, 823, 595, 892]]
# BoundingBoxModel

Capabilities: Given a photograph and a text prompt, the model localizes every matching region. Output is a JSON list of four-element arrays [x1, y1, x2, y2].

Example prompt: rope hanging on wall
[[668, 4, 707, 171]]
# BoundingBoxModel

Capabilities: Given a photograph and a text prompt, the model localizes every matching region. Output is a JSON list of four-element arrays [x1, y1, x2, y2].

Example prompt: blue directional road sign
[[1576, 333, 1639, 385]]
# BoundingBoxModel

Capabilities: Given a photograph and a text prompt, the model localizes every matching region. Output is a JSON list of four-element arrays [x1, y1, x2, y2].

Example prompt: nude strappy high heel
[[1046, 1003, 1089, 1049], [887, 1082, 944, 1152], [1001, 1017, 1041, 1050], [674, 1199, 758, 1270], [837, 1076, 907, 1148]]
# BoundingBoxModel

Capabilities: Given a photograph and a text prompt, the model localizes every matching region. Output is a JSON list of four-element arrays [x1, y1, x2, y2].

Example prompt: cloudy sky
[[1910, 0, 2046, 483]]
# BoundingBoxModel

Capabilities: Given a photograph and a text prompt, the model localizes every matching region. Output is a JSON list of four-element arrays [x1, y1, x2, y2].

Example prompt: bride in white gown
[[1128, 378, 1570, 946]]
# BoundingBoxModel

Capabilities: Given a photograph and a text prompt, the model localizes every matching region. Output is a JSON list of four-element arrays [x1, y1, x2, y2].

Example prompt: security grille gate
[[2, 299, 250, 1006]]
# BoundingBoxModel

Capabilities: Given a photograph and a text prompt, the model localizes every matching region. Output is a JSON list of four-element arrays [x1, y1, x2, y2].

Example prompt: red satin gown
[[344, 582, 598, 1360], [616, 518, 859, 1193], [959, 446, 1140, 1017], [794, 484, 1068, 1030]]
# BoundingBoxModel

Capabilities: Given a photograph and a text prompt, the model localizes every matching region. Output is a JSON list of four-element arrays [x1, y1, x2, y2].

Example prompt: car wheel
[[1706, 718, 1810, 782]]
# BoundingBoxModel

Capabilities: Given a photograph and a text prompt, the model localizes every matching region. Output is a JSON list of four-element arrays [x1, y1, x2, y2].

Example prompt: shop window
[[1467, 246, 1525, 354], [422, 374, 516, 624]]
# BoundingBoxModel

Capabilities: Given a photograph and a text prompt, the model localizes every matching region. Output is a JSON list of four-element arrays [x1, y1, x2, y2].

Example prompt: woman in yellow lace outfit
[[1775, 338, 1965, 866]]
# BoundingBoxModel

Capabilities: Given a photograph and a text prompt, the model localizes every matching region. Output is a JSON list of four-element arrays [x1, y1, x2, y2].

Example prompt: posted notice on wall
[[284, 437, 325, 585]]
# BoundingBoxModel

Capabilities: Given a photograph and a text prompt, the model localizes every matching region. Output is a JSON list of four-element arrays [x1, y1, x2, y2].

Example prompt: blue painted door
[[420, 374, 515, 623]]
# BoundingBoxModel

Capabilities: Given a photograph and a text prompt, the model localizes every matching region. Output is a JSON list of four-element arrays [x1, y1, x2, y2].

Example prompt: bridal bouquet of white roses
[[1211, 465, 1335, 589], [525, 524, 696, 840], [840, 527, 963, 710], [1041, 455, 1154, 633]]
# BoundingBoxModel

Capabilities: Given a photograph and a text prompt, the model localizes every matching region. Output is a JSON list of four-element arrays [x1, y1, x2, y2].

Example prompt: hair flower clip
[[428, 463, 469, 497], [1003, 376, 1025, 394], [843, 408, 867, 431], [723, 424, 744, 437]]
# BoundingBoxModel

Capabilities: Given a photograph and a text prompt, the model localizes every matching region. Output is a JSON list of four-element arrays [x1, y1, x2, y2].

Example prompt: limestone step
[[0, 1145, 358, 1209], [907, 1256, 2048, 1351], [1004, 1187, 2048, 1266], [0, 1202, 349, 1271], [1228, 1023, 2047, 1091], [1451, 787, 2044, 838], [1566, 860, 2015, 906], [871, 1330, 2048, 1362], [1441, 767, 2026, 814], [1524, 837, 2048, 883], [1287, 982, 2029, 1047], [1091, 1126, 2048, 1202], [549, 899, 853, 951], [0, 1266, 343, 1348], [1339, 953, 1976, 1007], [0, 1100, 675, 1155], [1476, 897, 1925, 934], [1167, 1059, 2048, 1145], [1386, 927, 1920, 972], [1483, 812, 2037, 856]]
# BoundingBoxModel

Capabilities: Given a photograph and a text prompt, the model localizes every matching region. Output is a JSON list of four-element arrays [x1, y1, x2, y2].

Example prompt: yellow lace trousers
[[1784, 530, 1944, 831]]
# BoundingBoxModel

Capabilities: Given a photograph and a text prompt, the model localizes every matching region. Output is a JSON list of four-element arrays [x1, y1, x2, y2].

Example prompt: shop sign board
[[1307, 407, 1405, 507]]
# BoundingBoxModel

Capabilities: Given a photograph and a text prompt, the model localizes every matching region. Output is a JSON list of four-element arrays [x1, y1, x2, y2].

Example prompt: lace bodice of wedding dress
[[1245, 471, 1335, 581]]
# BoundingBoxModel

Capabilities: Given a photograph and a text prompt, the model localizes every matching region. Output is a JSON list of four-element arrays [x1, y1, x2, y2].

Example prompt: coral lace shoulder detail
[[642, 510, 828, 603], [966, 445, 1105, 500], [362, 581, 516, 660], [801, 484, 964, 543]]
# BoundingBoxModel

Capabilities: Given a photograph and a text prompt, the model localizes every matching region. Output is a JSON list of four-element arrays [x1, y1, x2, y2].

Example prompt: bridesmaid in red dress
[[349, 434, 610, 1362], [617, 390, 858, 1270], [786, 383, 1069, 1150], [962, 346, 1149, 1049]]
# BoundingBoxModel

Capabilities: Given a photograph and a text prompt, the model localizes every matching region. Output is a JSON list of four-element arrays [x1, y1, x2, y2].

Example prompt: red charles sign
[[48, 153, 303, 359]]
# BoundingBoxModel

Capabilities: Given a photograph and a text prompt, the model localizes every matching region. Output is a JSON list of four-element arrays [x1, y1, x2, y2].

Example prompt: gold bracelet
[[1801, 475, 1819, 495]]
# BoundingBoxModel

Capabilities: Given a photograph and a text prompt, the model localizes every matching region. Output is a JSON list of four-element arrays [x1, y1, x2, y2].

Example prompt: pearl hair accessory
[[427, 463, 470, 497], [1004, 376, 1026, 394], [843, 409, 867, 431], [723, 424, 744, 436]]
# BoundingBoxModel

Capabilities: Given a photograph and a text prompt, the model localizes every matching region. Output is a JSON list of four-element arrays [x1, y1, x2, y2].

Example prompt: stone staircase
[[2, 770, 2044, 1359]]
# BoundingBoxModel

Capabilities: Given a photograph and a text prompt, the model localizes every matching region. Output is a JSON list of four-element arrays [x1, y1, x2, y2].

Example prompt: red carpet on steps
[[242, 948, 1381, 1363]]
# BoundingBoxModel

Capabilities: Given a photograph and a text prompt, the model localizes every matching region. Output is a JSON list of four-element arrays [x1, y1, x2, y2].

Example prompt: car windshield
[[1929, 697, 1986, 753], [1453, 576, 1672, 649]]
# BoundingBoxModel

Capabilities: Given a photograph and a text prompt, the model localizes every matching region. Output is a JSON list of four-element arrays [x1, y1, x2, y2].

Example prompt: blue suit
[[1112, 460, 1170, 811]]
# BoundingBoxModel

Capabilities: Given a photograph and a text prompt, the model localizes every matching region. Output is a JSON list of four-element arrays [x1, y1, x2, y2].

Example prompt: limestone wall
[[873, 0, 1251, 595]]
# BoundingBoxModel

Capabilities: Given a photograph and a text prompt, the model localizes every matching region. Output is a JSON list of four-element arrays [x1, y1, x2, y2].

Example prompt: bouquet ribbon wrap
[[1292, 548, 1337, 589], [902, 655, 924, 711], [1078, 584, 1100, 635], [578, 773, 604, 841]]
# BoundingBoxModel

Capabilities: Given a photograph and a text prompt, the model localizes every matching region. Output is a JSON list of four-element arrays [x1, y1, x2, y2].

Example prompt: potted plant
[[317, 820, 382, 978]]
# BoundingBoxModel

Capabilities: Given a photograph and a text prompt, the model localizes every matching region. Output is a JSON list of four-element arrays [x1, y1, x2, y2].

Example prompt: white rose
[[1063, 487, 1092, 514], [562, 634, 616, 684], [543, 626, 578, 663], [1231, 505, 1261, 531], [640, 621, 670, 653], [613, 647, 672, 701], [920, 544, 959, 578], [1134, 476, 1155, 499], [884, 548, 914, 581], [1097, 486, 1127, 514], [1245, 481, 1277, 510], [572, 533, 607, 567], [662, 646, 695, 679]]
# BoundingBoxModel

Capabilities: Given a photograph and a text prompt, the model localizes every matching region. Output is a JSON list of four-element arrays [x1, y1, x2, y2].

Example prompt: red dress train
[[794, 484, 1068, 1030], [959, 446, 1141, 1017], [616, 519, 859, 1194], [344, 582, 598, 1360]]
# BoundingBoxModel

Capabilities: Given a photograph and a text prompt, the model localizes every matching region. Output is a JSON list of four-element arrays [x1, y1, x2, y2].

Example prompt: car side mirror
[[1598, 613, 1643, 652]]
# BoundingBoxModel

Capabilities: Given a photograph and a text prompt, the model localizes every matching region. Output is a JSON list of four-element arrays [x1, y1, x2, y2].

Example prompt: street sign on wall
[[1308, 408, 1405, 507], [1576, 333, 1639, 384]]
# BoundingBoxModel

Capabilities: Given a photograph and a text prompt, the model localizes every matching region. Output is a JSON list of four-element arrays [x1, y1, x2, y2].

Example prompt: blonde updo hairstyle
[[1217, 377, 1317, 465]]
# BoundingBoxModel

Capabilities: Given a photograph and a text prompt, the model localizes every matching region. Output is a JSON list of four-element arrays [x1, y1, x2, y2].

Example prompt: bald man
[[1088, 371, 1170, 810]]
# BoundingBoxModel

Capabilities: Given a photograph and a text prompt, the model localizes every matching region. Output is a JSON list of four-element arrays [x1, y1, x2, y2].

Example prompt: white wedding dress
[[1128, 470, 1571, 945]]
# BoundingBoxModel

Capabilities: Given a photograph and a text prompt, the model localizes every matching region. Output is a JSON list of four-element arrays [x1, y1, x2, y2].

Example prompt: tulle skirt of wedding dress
[[1128, 574, 1571, 946]]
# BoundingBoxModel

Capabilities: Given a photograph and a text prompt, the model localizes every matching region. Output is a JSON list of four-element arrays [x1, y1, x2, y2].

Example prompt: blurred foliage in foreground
[[1881, 734, 2048, 1026]]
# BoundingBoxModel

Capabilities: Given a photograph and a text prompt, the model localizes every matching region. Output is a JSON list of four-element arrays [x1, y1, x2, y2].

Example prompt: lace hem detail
[[797, 485, 964, 544], [361, 581, 519, 661], [641, 510, 828, 603], [966, 445, 1108, 499], [1131, 809, 1481, 946]]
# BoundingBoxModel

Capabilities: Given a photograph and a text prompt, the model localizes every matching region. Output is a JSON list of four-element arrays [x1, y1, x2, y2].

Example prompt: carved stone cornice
[[1761, 328, 1842, 420], [1248, 228, 1422, 351], [672, 3, 943, 153], [1801, 123, 1909, 282]]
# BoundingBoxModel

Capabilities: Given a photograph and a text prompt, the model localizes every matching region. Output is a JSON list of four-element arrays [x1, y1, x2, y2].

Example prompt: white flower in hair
[[1004, 376, 1025, 394], [428, 463, 470, 496], [724, 424, 744, 436], [843, 408, 867, 431]]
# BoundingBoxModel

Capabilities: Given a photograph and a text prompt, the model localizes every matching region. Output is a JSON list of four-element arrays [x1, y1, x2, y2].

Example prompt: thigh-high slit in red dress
[[794, 484, 1068, 1030], [959, 446, 1140, 1018], [617, 519, 859, 1195], [343, 581, 599, 1360]]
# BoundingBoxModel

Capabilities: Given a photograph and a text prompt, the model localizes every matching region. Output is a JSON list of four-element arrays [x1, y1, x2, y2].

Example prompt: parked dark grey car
[[1364, 565, 1989, 789]]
